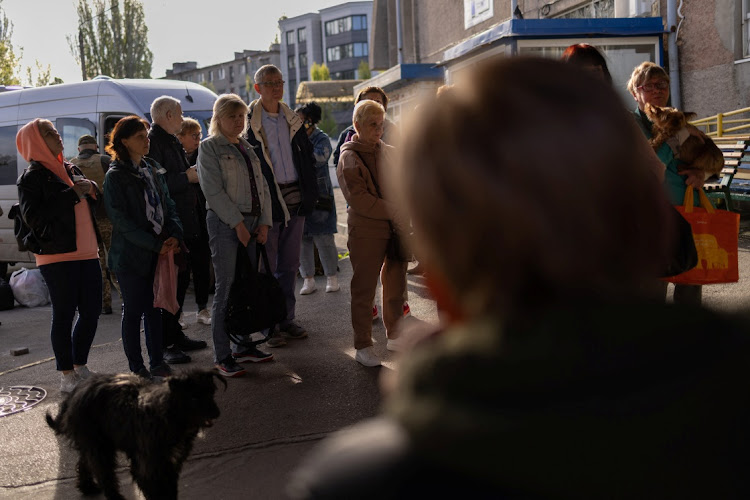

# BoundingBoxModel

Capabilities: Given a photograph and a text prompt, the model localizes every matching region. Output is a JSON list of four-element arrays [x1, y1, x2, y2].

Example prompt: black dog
[[46, 369, 225, 500]]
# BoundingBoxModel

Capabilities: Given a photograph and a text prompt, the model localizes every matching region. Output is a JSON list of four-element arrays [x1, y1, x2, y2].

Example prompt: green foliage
[[357, 60, 371, 80], [25, 61, 52, 87], [200, 80, 216, 93], [68, 0, 153, 79], [0, 1, 21, 85], [311, 62, 330, 81], [318, 103, 337, 137]]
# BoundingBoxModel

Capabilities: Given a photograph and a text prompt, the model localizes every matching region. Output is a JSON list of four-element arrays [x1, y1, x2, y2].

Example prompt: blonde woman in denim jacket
[[197, 94, 273, 377]]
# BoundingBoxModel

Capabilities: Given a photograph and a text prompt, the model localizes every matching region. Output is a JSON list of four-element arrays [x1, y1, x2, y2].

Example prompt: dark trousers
[[161, 236, 212, 347], [117, 269, 163, 372], [39, 259, 102, 371]]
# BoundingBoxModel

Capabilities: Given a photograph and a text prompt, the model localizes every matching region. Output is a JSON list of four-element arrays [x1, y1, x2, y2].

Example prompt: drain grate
[[0, 386, 47, 417]]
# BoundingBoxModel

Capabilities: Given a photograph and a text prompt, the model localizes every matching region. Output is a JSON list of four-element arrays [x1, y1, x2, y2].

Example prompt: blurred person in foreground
[[628, 61, 708, 306], [289, 57, 750, 499], [295, 102, 340, 295], [70, 134, 114, 315], [198, 94, 273, 377], [337, 99, 409, 367], [176, 117, 213, 327], [104, 116, 183, 380], [16, 119, 102, 393]]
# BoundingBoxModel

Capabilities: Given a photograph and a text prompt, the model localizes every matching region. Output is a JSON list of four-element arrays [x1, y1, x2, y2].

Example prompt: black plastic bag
[[225, 243, 286, 346]]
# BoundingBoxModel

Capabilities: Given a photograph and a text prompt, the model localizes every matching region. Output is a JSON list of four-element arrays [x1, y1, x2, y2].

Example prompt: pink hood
[[16, 119, 72, 186]]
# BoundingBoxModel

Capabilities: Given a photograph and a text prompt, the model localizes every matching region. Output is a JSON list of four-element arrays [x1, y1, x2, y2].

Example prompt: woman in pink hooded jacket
[[16, 119, 101, 393]]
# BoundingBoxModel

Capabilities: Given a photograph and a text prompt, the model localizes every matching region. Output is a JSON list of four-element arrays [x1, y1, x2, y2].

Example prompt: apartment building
[[165, 45, 281, 103], [280, 1, 373, 108]]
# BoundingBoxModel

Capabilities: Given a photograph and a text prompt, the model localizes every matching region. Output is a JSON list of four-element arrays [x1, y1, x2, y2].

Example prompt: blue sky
[[3, 0, 346, 83]]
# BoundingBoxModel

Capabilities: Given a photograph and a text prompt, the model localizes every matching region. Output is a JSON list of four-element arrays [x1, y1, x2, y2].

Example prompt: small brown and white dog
[[645, 103, 724, 177]]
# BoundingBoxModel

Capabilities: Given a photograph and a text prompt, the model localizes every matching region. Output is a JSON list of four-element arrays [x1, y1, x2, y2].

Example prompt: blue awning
[[442, 17, 666, 64], [354, 63, 444, 95]]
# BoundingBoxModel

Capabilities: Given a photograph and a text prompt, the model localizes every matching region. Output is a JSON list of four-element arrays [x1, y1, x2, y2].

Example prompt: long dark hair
[[561, 43, 612, 84], [296, 102, 322, 125], [105, 115, 149, 163]]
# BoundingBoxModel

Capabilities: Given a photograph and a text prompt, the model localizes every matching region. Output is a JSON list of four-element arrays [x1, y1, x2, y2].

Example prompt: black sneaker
[[150, 364, 172, 381], [134, 366, 151, 380], [216, 356, 247, 377], [175, 334, 207, 351], [233, 346, 274, 363], [163, 346, 191, 364]]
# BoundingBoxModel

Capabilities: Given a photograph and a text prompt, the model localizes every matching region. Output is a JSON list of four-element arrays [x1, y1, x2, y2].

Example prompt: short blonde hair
[[626, 61, 669, 96], [352, 100, 385, 133], [209, 94, 248, 138], [178, 117, 201, 136]]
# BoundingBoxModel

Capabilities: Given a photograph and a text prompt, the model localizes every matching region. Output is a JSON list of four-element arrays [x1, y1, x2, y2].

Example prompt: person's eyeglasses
[[636, 81, 669, 92], [191, 133, 201, 140], [259, 80, 285, 88]]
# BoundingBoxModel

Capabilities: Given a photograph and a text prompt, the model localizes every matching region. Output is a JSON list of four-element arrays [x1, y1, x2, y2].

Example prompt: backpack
[[8, 203, 40, 254]]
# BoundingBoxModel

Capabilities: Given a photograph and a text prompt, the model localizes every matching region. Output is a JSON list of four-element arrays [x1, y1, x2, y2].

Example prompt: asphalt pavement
[[2, 188, 750, 499]]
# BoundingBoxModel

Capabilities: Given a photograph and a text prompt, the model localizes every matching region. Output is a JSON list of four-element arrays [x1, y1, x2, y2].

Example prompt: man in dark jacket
[[246, 64, 317, 347], [148, 96, 207, 363]]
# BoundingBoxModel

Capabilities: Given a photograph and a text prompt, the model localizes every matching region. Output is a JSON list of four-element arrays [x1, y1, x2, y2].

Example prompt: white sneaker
[[355, 346, 381, 367], [60, 372, 79, 393], [300, 277, 317, 295], [74, 365, 95, 380], [196, 308, 212, 325], [178, 312, 188, 329], [325, 275, 340, 293]]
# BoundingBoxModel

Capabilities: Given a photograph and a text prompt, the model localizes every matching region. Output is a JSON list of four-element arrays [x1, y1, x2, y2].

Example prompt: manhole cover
[[0, 386, 47, 417]]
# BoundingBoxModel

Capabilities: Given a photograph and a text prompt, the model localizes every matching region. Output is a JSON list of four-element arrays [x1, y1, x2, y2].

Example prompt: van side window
[[0, 125, 18, 185], [56, 118, 95, 160]]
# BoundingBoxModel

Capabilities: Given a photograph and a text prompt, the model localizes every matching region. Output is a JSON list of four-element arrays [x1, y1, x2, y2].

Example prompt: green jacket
[[103, 158, 183, 276]]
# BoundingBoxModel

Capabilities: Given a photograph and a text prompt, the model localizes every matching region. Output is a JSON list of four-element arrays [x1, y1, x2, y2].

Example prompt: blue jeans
[[207, 210, 260, 363], [299, 233, 338, 278], [39, 259, 102, 371], [265, 215, 305, 326], [117, 265, 163, 372]]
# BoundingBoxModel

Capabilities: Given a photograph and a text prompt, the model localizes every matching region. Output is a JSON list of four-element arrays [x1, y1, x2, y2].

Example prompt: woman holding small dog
[[104, 116, 183, 380], [197, 93, 273, 377], [627, 61, 707, 306], [16, 119, 102, 393]]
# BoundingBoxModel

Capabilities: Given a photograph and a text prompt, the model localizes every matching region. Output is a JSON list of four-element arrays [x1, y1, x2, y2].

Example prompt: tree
[[0, 0, 21, 85], [311, 62, 330, 81], [69, 0, 153, 79], [357, 60, 371, 80]]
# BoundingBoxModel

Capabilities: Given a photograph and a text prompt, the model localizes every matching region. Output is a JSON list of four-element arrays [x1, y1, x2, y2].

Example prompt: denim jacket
[[197, 133, 272, 229]]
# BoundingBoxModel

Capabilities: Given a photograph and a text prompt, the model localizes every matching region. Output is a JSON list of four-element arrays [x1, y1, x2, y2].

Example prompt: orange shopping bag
[[666, 187, 739, 285]]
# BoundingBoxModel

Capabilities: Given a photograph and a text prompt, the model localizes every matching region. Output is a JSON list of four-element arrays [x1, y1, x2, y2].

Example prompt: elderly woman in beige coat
[[337, 100, 408, 367]]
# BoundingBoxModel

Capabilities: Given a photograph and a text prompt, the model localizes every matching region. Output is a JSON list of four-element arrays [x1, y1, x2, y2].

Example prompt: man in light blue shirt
[[246, 65, 318, 347]]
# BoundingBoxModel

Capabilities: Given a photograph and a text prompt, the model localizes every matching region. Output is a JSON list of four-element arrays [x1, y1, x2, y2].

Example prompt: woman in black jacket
[[16, 119, 101, 393]]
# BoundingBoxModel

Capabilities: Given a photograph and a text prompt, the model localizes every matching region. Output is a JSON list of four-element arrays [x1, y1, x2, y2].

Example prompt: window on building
[[744, 0, 750, 58], [286, 30, 295, 46], [352, 14, 367, 30], [218, 67, 226, 80], [288, 55, 296, 70], [332, 70, 356, 80], [299, 53, 308, 68], [325, 16, 354, 36], [558, 0, 614, 18], [354, 42, 368, 57], [298, 27, 306, 43], [208, 70, 213, 81], [229, 66, 234, 83], [327, 43, 368, 62]]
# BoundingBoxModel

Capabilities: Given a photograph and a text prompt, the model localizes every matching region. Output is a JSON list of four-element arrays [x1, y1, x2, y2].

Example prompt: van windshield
[[144, 111, 213, 138]]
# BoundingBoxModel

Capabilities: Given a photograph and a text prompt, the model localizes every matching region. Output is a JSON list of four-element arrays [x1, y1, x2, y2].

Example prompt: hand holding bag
[[225, 242, 287, 345], [665, 187, 740, 284]]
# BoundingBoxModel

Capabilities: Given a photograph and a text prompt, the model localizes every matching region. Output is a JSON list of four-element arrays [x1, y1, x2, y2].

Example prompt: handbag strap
[[682, 186, 715, 214]]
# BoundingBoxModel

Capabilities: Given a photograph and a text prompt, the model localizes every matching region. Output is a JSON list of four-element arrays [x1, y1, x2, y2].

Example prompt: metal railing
[[691, 107, 750, 137]]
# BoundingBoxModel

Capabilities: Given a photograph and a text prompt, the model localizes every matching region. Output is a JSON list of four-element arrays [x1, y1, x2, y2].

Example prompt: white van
[[0, 77, 217, 272]]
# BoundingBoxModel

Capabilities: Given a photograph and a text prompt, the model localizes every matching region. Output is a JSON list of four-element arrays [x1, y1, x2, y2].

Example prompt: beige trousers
[[348, 231, 407, 350]]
